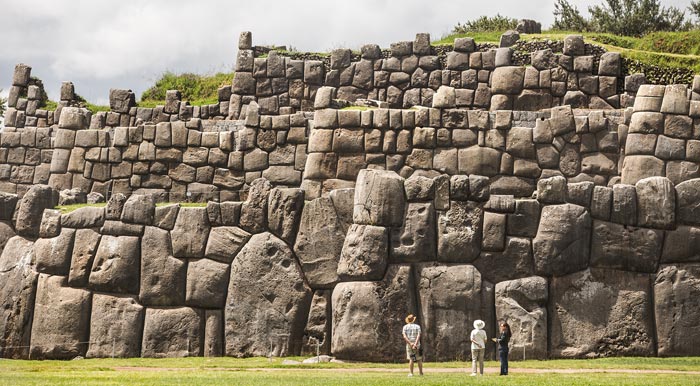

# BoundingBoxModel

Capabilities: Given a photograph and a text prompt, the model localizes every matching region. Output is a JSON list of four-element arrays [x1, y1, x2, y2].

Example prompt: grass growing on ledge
[[139, 71, 234, 108], [55, 202, 107, 213], [155, 202, 208, 208], [340, 105, 376, 111]]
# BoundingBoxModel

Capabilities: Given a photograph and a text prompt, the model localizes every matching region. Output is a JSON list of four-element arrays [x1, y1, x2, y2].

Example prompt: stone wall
[[2, 31, 700, 361]]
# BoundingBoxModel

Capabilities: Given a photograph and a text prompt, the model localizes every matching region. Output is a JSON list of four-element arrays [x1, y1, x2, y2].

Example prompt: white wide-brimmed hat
[[473, 319, 485, 329]]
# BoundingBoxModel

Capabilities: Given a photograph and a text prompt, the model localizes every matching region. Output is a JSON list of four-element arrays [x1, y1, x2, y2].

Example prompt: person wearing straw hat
[[402, 314, 423, 377], [470, 319, 487, 376]]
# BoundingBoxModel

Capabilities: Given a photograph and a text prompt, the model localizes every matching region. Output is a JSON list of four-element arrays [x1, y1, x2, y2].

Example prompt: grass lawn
[[1, 357, 699, 386]]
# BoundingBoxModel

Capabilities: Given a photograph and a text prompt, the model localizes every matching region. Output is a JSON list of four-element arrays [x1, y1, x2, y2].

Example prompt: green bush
[[452, 14, 518, 34]]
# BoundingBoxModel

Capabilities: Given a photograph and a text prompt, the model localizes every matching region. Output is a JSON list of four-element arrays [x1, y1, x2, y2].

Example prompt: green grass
[[55, 202, 107, 213], [0, 357, 699, 386], [340, 106, 376, 111], [154, 202, 208, 207], [139, 71, 234, 107], [42, 100, 58, 111], [84, 103, 111, 114]]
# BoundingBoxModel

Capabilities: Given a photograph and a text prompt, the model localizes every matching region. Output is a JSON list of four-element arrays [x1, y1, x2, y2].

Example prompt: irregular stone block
[[676, 179, 700, 225], [533, 204, 591, 276], [204, 226, 250, 264], [15, 184, 55, 237], [0, 236, 37, 359], [437, 201, 482, 262], [87, 294, 144, 358], [239, 178, 271, 233], [35, 228, 75, 275], [302, 290, 332, 356], [172, 207, 210, 258], [142, 307, 202, 357], [491, 66, 525, 94], [30, 274, 91, 359], [611, 184, 637, 225], [225, 232, 312, 357], [590, 220, 662, 273], [89, 235, 140, 294], [635, 177, 675, 229], [458, 146, 502, 176], [482, 212, 506, 251], [186, 258, 230, 308], [662, 226, 700, 263], [337, 224, 389, 281], [654, 264, 700, 356], [416, 264, 495, 361], [537, 176, 567, 204], [475, 237, 535, 283], [331, 265, 416, 361], [353, 170, 405, 227], [61, 207, 105, 229], [507, 199, 540, 237], [495, 276, 548, 359], [294, 191, 353, 289], [267, 188, 304, 245], [140, 226, 186, 306], [550, 268, 655, 358], [121, 194, 156, 225], [391, 202, 436, 262], [67, 229, 101, 287]]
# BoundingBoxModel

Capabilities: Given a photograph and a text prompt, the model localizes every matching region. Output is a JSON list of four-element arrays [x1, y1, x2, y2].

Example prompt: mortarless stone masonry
[[1, 31, 700, 361]]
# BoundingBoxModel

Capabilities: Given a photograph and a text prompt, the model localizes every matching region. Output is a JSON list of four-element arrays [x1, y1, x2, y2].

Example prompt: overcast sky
[[0, 0, 696, 105]]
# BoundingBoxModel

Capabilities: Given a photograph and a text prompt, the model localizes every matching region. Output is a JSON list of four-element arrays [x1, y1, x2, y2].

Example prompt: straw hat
[[473, 319, 485, 329], [405, 314, 417, 324]]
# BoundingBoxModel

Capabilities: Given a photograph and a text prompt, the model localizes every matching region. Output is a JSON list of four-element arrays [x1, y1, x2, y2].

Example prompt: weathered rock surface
[[139, 226, 186, 305], [654, 264, 700, 356], [142, 307, 202, 357], [416, 264, 494, 361], [475, 237, 535, 283], [267, 188, 304, 244], [226, 232, 312, 357], [353, 169, 405, 227], [204, 226, 250, 263], [87, 294, 144, 358], [239, 178, 272, 233], [172, 207, 210, 258], [550, 268, 655, 358], [67, 228, 101, 287], [635, 177, 675, 229], [89, 235, 140, 294], [30, 274, 91, 359], [15, 185, 55, 237], [186, 258, 230, 308], [34, 228, 75, 275], [0, 236, 37, 359], [533, 204, 591, 276], [331, 265, 416, 362], [495, 276, 548, 359], [590, 220, 662, 272], [302, 290, 331, 356], [391, 202, 435, 262], [437, 201, 483, 262], [337, 224, 389, 281], [294, 193, 353, 289]]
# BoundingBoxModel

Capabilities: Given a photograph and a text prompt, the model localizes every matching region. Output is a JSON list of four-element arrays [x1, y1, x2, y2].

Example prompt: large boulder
[[139, 226, 186, 305], [676, 179, 700, 225], [550, 268, 655, 358], [437, 201, 483, 262], [87, 294, 144, 358], [495, 276, 548, 360], [302, 290, 332, 356], [533, 204, 591, 276], [225, 232, 312, 357], [661, 226, 700, 263], [353, 169, 406, 227], [186, 258, 230, 308], [121, 194, 156, 225], [491, 66, 525, 94], [142, 307, 202, 357], [30, 274, 91, 359], [416, 264, 494, 361], [15, 184, 56, 237], [89, 235, 140, 294], [0, 236, 37, 358], [294, 191, 354, 289], [337, 224, 389, 281], [654, 264, 700, 356], [590, 220, 662, 272], [331, 265, 417, 362], [171, 207, 210, 258], [267, 188, 304, 245], [391, 202, 436, 262]]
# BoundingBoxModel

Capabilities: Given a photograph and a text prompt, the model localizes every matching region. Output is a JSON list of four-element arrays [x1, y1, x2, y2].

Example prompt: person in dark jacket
[[492, 321, 512, 375]]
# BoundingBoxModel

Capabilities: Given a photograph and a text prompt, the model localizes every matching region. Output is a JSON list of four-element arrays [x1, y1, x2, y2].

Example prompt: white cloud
[[0, 0, 694, 105]]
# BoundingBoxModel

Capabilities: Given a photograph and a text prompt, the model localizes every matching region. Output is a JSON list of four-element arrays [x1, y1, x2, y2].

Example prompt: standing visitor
[[492, 321, 512, 375], [470, 319, 487, 376], [402, 314, 423, 377]]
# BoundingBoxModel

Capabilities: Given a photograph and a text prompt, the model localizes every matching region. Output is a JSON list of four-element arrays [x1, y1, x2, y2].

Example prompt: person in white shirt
[[402, 314, 423, 377], [470, 319, 487, 376]]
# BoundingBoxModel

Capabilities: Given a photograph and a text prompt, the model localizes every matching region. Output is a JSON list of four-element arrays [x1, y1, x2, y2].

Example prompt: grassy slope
[[435, 30, 700, 74], [1, 357, 699, 386]]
